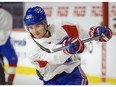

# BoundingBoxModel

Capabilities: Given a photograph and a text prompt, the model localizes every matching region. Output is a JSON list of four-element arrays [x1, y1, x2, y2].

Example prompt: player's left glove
[[89, 26, 112, 42], [61, 36, 85, 54]]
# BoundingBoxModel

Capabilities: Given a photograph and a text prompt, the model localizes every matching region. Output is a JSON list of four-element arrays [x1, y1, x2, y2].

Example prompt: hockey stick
[[0, 56, 4, 70], [32, 35, 101, 53], [0, 56, 8, 74], [27, 26, 102, 53]]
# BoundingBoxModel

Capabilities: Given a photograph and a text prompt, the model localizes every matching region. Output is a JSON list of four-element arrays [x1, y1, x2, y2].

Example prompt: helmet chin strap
[[42, 29, 48, 37], [41, 21, 50, 38]]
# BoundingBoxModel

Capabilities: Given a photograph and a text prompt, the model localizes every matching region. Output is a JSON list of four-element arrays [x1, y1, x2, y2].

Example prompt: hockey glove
[[62, 36, 85, 54], [89, 26, 112, 42]]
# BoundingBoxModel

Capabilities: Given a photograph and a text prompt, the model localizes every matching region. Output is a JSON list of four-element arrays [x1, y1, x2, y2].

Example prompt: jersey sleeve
[[0, 9, 12, 45], [76, 24, 90, 39]]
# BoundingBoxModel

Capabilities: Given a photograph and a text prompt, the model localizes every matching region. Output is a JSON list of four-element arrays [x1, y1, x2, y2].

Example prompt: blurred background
[[1, 2, 116, 85]]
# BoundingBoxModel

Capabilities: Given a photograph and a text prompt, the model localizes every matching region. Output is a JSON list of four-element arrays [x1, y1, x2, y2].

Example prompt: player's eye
[[28, 27, 33, 30]]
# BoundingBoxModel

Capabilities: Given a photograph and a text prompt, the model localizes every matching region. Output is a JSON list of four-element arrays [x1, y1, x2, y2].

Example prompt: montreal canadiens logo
[[26, 15, 32, 19]]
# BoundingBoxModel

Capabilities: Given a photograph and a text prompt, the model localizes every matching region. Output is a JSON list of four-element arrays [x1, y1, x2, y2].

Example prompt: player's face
[[28, 23, 46, 38]]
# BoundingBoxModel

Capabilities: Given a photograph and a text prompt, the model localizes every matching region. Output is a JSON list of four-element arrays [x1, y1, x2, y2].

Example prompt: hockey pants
[[37, 65, 88, 85]]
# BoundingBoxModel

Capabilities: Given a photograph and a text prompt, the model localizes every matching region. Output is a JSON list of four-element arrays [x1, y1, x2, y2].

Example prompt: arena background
[[2, 2, 116, 85]]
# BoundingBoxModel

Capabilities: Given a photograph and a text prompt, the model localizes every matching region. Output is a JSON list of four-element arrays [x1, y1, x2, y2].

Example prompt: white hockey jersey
[[26, 20, 89, 81], [0, 8, 12, 45]]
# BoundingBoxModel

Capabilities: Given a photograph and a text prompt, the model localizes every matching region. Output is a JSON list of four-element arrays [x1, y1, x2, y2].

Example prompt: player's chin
[[34, 35, 42, 39]]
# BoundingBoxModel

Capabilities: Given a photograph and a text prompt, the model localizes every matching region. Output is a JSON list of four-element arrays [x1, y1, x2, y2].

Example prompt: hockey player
[[0, 6, 18, 85], [24, 6, 112, 85]]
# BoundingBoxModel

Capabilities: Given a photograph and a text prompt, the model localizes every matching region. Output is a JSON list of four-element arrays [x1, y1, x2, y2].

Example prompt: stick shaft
[[82, 35, 100, 43], [52, 35, 101, 52]]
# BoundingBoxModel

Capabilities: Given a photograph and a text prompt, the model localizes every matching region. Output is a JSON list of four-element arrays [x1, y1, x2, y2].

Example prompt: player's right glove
[[62, 36, 85, 55]]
